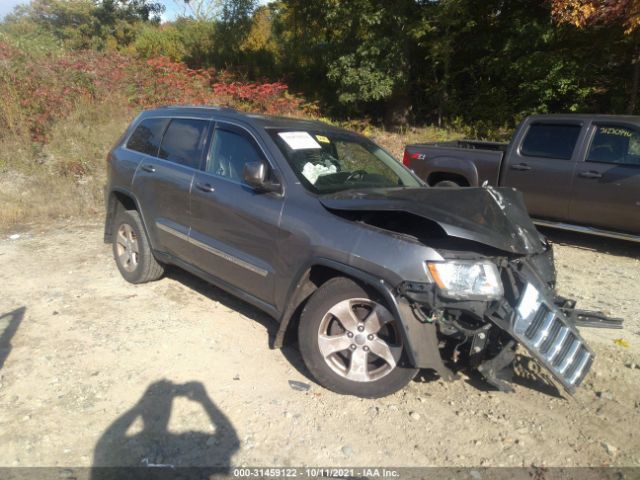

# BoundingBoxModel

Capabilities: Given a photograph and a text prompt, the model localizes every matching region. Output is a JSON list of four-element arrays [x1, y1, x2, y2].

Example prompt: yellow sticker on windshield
[[316, 135, 330, 144]]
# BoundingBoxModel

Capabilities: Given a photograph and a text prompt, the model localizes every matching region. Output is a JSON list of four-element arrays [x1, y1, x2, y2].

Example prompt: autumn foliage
[[551, 0, 640, 33], [136, 56, 306, 115], [0, 42, 309, 143]]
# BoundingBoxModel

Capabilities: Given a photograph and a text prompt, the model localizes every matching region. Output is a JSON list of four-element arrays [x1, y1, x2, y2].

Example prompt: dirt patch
[[0, 223, 639, 467]]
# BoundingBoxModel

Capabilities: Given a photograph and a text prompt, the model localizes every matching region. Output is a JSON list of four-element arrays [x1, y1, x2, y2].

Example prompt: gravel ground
[[0, 222, 638, 468]]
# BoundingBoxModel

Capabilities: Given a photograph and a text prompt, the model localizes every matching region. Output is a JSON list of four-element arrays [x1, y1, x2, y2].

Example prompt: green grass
[[0, 99, 135, 230]]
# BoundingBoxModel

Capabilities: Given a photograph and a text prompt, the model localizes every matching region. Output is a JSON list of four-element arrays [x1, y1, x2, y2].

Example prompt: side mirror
[[243, 161, 281, 193]]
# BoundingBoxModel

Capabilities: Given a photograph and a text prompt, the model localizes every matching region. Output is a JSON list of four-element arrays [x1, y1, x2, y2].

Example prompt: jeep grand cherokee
[[104, 106, 621, 398]]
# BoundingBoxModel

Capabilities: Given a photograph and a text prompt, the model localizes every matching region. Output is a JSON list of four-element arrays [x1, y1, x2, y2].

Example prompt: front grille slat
[[564, 347, 588, 381], [553, 333, 577, 368], [530, 312, 556, 348], [573, 355, 594, 387], [539, 319, 562, 354], [546, 327, 570, 363], [525, 304, 550, 339], [568, 349, 591, 385], [557, 340, 581, 374]]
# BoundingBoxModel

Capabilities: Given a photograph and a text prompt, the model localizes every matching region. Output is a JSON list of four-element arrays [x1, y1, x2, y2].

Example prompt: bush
[[127, 56, 311, 116], [0, 43, 131, 142], [0, 40, 310, 144], [131, 24, 187, 62]]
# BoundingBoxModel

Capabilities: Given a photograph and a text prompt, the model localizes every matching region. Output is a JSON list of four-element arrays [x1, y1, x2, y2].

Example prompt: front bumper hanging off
[[487, 283, 623, 394]]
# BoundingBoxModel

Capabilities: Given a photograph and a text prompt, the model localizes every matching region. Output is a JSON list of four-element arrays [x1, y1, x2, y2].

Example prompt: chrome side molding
[[533, 219, 640, 243]]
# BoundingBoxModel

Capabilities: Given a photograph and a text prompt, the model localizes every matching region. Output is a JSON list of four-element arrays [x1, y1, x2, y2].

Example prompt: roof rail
[[156, 104, 237, 112]]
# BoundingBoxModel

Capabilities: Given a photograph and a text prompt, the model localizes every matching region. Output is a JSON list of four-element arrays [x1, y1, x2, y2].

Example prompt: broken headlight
[[427, 260, 503, 299]]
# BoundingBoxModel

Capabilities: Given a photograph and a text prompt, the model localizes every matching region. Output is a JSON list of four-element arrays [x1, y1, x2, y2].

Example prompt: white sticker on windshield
[[278, 131, 322, 150]]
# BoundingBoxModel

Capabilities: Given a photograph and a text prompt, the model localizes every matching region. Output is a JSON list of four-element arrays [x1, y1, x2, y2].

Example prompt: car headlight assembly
[[427, 261, 504, 299]]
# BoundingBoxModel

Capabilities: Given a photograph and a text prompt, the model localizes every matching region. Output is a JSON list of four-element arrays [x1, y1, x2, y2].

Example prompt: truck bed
[[404, 140, 507, 187]]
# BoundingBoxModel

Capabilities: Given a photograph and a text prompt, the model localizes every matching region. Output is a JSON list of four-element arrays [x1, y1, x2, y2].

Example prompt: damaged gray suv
[[104, 106, 621, 398]]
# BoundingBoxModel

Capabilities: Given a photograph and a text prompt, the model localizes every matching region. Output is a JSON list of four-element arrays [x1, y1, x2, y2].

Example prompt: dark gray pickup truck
[[403, 114, 640, 241]]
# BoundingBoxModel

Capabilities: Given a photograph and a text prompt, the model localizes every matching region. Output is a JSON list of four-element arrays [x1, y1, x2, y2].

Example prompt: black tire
[[298, 277, 418, 398], [112, 209, 164, 284], [434, 179, 461, 188]]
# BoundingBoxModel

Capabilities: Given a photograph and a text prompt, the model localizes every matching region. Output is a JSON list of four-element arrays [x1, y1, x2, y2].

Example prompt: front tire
[[112, 210, 164, 284], [298, 277, 418, 398]]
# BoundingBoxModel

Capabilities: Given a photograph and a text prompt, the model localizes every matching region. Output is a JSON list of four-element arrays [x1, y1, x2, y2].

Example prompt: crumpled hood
[[319, 186, 544, 255]]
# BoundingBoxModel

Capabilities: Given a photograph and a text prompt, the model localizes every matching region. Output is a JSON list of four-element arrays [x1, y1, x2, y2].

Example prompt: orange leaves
[[550, 0, 596, 28], [550, 0, 640, 34], [625, 0, 640, 32]]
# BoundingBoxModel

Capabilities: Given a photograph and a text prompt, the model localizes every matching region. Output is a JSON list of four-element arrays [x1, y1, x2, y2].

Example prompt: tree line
[[2, 0, 638, 136]]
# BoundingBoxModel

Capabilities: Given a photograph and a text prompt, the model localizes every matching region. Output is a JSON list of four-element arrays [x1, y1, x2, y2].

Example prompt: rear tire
[[298, 277, 418, 398], [434, 179, 461, 188], [112, 210, 164, 284]]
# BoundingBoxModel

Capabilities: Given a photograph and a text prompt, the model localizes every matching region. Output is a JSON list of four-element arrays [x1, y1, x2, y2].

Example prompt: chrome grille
[[513, 283, 594, 392]]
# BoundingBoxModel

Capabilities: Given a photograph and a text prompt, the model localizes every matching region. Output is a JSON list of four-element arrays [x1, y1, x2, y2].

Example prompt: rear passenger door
[[188, 122, 285, 307], [131, 117, 210, 257], [568, 123, 640, 233], [501, 122, 582, 220]]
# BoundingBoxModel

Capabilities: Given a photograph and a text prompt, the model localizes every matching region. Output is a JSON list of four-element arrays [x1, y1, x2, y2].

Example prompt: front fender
[[275, 259, 454, 380]]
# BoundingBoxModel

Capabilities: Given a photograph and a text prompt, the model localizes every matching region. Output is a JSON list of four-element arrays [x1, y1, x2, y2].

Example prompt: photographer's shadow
[[92, 380, 239, 477]]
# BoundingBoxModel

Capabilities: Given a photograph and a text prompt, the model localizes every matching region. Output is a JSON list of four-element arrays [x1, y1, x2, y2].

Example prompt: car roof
[[140, 105, 354, 134], [527, 113, 640, 125]]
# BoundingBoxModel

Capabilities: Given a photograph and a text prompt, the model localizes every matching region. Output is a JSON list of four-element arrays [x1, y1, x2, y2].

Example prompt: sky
[[161, 0, 187, 22], [0, 0, 27, 19], [0, 1, 267, 21]]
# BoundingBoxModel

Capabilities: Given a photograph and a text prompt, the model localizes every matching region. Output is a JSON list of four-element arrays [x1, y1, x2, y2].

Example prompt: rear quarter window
[[126, 118, 169, 156], [158, 118, 209, 169], [520, 123, 581, 160]]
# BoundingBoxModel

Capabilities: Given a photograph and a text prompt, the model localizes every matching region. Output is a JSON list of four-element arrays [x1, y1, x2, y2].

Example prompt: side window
[[158, 118, 209, 169], [520, 124, 581, 160], [126, 118, 169, 156], [587, 125, 640, 166], [207, 128, 263, 182]]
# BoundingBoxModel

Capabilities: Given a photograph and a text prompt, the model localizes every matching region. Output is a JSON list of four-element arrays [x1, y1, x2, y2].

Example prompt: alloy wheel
[[317, 298, 403, 382], [115, 223, 139, 273]]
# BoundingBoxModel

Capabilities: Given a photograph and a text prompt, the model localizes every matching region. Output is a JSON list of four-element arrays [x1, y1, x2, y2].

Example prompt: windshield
[[268, 129, 421, 193]]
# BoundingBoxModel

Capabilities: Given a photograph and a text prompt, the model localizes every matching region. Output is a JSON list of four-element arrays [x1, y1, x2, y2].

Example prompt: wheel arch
[[104, 188, 147, 243], [424, 156, 478, 187], [428, 171, 470, 187], [273, 259, 400, 349], [274, 259, 454, 380]]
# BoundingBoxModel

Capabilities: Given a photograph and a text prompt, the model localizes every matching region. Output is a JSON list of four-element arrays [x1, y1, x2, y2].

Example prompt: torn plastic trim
[[393, 294, 456, 381]]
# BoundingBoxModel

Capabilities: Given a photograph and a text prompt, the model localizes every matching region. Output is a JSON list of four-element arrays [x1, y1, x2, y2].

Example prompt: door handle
[[195, 182, 215, 193], [511, 163, 532, 171], [578, 171, 603, 179], [141, 164, 156, 173]]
